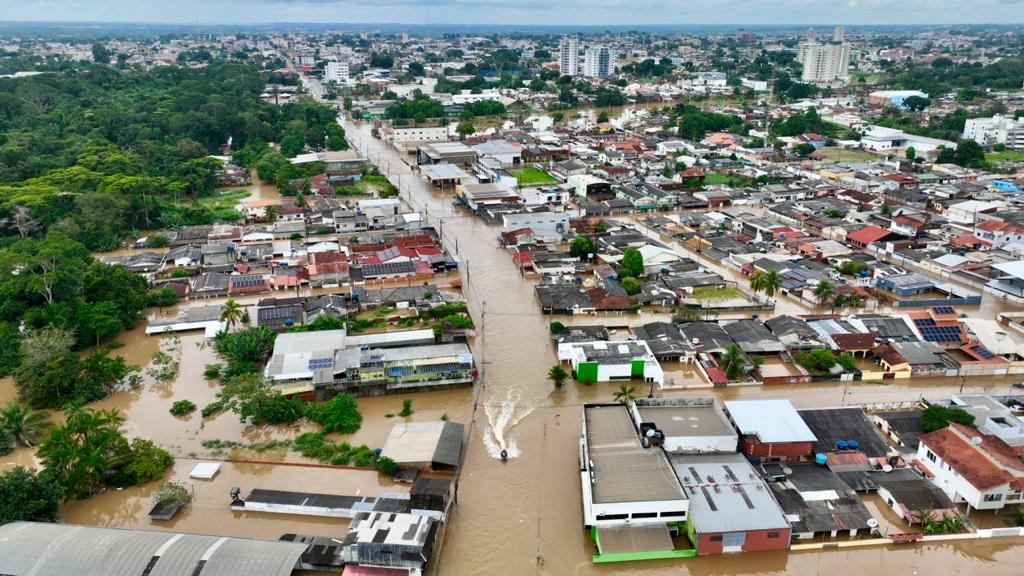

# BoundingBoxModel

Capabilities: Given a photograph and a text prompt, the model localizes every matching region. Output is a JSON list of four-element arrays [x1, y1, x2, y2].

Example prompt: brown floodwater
[[4, 107, 1024, 575], [338, 116, 1024, 576]]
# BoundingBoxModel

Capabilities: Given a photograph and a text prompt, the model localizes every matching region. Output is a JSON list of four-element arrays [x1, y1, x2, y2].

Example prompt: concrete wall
[[741, 438, 814, 459], [695, 528, 790, 555]]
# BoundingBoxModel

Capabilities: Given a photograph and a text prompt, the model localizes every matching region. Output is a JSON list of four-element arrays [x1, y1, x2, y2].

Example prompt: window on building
[[722, 532, 746, 547], [767, 532, 781, 539], [925, 450, 937, 463], [983, 494, 1003, 502], [631, 512, 658, 519], [709, 536, 723, 542]]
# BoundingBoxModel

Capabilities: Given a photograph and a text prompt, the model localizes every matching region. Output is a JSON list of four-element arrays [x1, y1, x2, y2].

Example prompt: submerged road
[[337, 114, 1024, 576]]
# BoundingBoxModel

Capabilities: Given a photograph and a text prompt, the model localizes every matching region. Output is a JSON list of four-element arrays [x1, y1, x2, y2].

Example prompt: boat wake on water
[[482, 390, 534, 460]]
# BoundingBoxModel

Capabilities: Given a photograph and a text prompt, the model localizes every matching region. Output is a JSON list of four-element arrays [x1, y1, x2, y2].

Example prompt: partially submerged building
[[671, 453, 791, 555], [580, 404, 689, 528], [266, 329, 475, 397], [558, 340, 664, 387]]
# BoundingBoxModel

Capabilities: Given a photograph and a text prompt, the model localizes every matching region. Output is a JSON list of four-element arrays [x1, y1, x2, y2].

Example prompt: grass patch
[[703, 172, 746, 186], [814, 147, 878, 163], [690, 286, 744, 301], [509, 166, 558, 185], [988, 150, 1024, 163], [187, 188, 250, 211]]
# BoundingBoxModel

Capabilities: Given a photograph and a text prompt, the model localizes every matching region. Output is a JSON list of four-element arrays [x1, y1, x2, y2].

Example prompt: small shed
[[380, 421, 464, 473]]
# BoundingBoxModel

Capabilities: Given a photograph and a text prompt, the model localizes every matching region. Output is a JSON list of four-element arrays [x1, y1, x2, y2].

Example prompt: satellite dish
[[782, 467, 793, 476], [971, 436, 983, 445], [867, 519, 879, 528], [882, 465, 893, 473]]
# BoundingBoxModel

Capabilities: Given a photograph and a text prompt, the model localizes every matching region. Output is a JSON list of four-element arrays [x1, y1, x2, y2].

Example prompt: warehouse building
[[0, 522, 306, 576], [671, 453, 791, 555]]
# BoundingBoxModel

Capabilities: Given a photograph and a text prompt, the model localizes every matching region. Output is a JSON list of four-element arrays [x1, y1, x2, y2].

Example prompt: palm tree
[[761, 270, 782, 298], [748, 270, 766, 294], [812, 280, 834, 306], [846, 294, 864, 308], [832, 294, 847, 314], [264, 205, 278, 224], [613, 383, 637, 405], [220, 299, 244, 332], [0, 401, 51, 448], [719, 343, 746, 381], [548, 365, 568, 388]]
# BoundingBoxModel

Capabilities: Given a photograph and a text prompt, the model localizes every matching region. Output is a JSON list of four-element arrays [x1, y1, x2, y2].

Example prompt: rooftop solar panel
[[308, 358, 334, 370], [932, 306, 955, 315]]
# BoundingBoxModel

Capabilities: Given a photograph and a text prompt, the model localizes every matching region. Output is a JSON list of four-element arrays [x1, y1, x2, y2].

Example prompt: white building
[[580, 404, 689, 527], [833, 26, 845, 43], [629, 397, 738, 455], [557, 340, 664, 387], [450, 89, 502, 104], [799, 42, 850, 85], [740, 78, 770, 92], [559, 36, 579, 77], [324, 61, 350, 84], [501, 211, 570, 235], [583, 45, 614, 78], [917, 422, 1024, 511], [860, 126, 954, 155], [963, 115, 1024, 150], [384, 125, 449, 148]]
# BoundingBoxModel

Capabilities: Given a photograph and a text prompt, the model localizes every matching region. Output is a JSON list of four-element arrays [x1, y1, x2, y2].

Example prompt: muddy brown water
[[339, 118, 1024, 575], [2, 108, 1023, 574]]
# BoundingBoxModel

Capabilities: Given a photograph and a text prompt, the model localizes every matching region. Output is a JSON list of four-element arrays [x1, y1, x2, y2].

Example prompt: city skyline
[[3, 0, 1024, 26]]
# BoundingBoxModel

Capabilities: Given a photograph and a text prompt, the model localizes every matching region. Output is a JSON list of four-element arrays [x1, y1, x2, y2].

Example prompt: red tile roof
[[847, 225, 891, 246], [920, 424, 1024, 491], [832, 332, 877, 351]]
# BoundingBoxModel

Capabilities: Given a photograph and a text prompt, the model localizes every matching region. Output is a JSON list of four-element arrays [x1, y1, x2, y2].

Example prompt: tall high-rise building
[[799, 42, 851, 85], [833, 26, 845, 43], [325, 61, 350, 84], [583, 45, 614, 78], [559, 36, 579, 76]]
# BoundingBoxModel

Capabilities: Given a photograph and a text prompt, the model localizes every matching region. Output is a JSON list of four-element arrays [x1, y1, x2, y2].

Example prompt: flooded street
[[0, 106, 1021, 576], [338, 115, 1024, 575]]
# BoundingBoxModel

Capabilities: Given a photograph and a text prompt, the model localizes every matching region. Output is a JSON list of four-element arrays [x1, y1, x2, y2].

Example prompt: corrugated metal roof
[[0, 522, 306, 576]]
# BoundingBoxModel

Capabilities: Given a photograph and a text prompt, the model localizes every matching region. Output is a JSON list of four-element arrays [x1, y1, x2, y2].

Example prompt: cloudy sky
[[3, 0, 1023, 26]]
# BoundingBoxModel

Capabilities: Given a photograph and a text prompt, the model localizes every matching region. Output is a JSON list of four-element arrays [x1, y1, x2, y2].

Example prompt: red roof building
[[846, 225, 893, 248], [918, 423, 1024, 509]]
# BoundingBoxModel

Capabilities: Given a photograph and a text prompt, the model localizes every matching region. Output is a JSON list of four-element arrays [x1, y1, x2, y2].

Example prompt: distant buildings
[[867, 90, 929, 108], [963, 115, 1024, 149], [799, 41, 851, 85], [324, 60, 350, 84], [583, 45, 615, 78], [559, 36, 579, 77]]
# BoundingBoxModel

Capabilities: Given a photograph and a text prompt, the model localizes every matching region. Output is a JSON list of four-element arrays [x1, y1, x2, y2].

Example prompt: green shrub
[[203, 363, 223, 380], [398, 399, 413, 417], [376, 456, 397, 476], [200, 401, 225, 418], [306, 394, 363, 434], [169, 400, 196, 416]]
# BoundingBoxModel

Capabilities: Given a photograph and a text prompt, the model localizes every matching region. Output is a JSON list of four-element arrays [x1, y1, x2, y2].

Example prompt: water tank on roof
[[815, 453, 827, 466], [847, 440, 859, 451], [837, 440, 849, 451]]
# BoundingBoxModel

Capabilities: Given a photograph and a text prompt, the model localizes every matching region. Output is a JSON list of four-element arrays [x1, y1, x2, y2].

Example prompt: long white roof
[[724, 399, 818, 443]]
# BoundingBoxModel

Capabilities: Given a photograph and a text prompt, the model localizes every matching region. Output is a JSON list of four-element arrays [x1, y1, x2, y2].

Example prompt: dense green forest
[[0, 61, 345, 396], [0, 61, 345, 250]]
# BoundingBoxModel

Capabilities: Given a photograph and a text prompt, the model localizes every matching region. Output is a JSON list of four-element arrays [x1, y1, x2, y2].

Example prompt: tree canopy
[[0, 62, 345, 246]]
